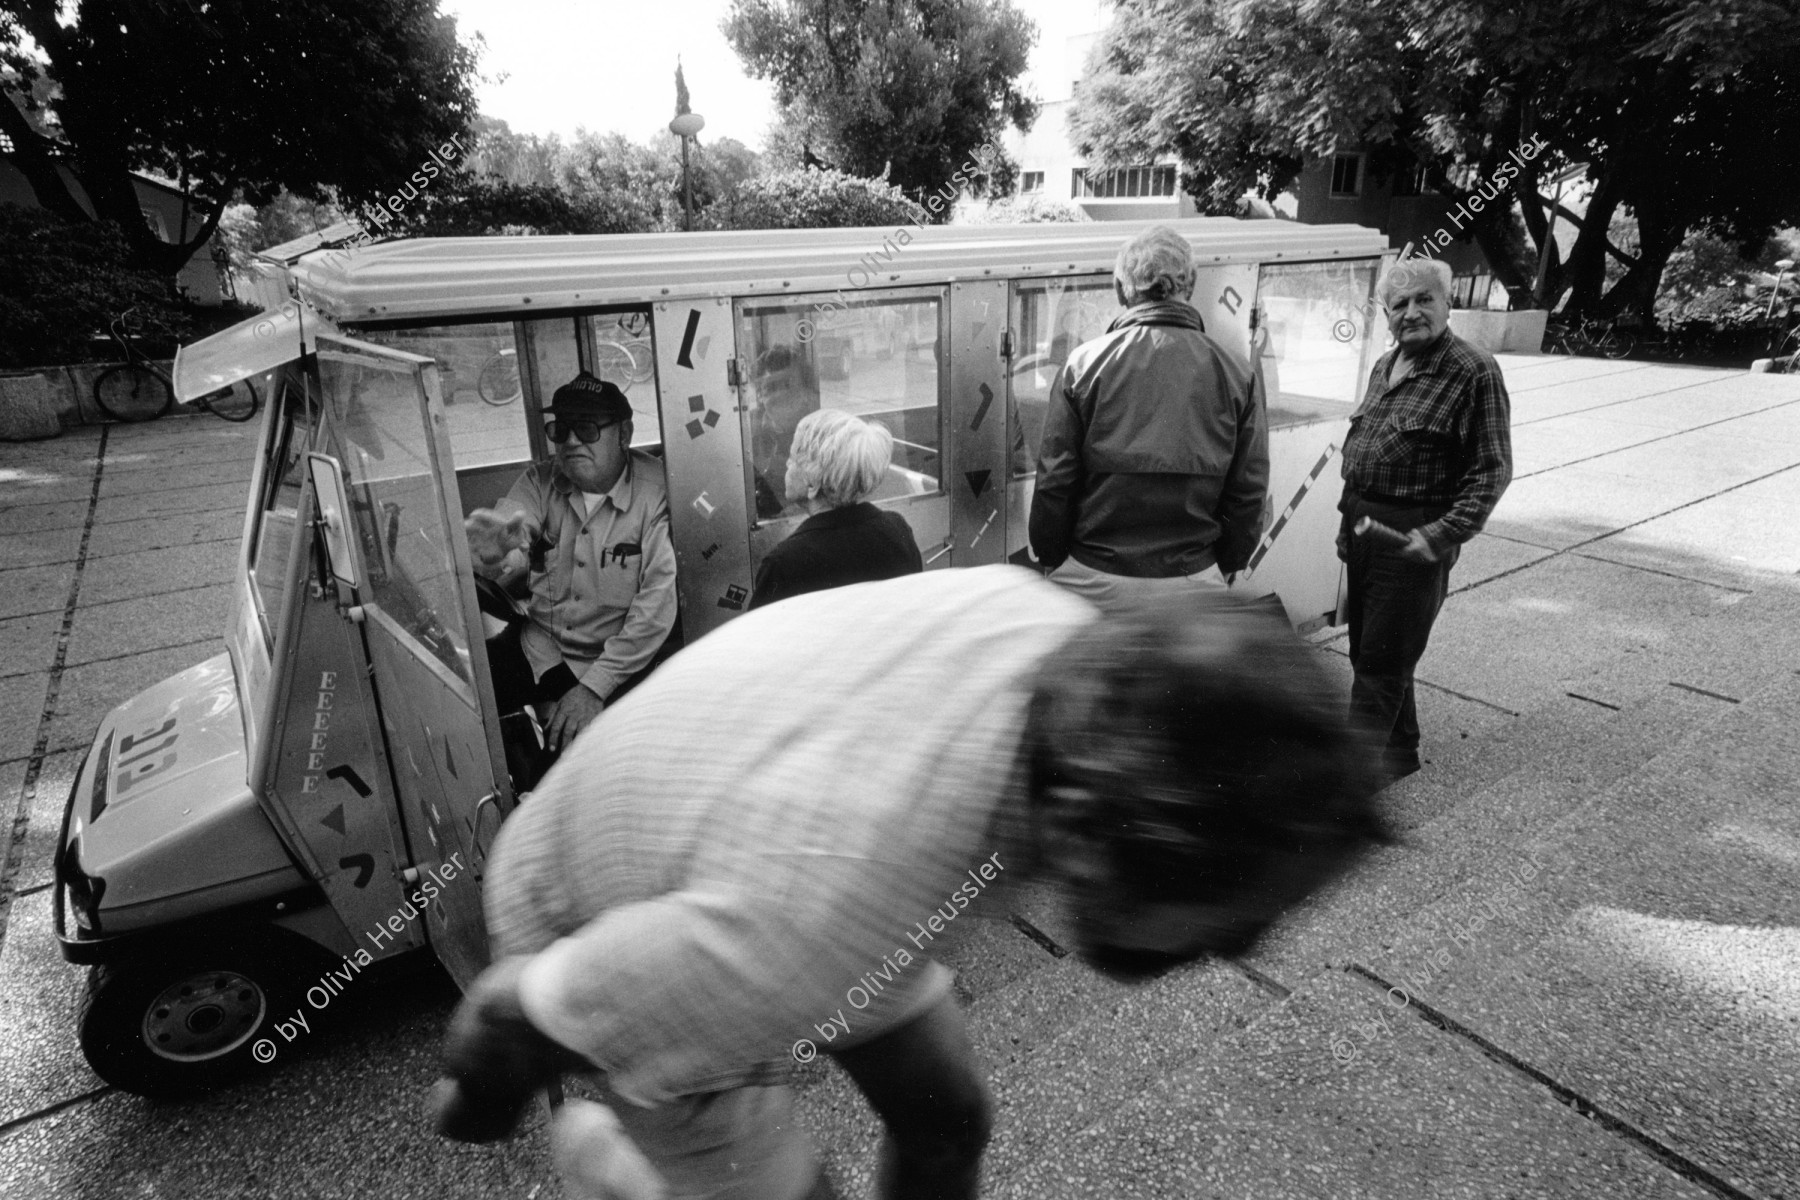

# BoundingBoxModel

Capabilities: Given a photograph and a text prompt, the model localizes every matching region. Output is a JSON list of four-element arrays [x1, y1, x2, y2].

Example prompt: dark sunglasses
[[544, 418, 622, 445]]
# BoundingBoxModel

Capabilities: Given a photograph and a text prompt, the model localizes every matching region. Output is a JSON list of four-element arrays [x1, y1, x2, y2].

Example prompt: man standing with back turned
[[1339, 257, 1512, 778], [1029, 224, 1268, 610]]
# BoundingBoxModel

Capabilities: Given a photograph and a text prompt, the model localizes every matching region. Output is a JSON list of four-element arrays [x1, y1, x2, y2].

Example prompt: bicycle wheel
[[93, 364, 173, 422], [1597, 327, 1635, 359], [478, 350, 522, 406], [194, 379, 260, 423], [624, 339, 655, 383], [592, 342, 635, 391]]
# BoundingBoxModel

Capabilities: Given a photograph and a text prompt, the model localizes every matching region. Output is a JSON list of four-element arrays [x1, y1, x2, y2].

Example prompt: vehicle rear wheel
[[77, 938, 315, 1097], [93, 364, 172, 422]]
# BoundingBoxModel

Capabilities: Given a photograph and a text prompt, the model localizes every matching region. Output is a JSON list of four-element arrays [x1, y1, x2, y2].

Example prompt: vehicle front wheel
[[78, 939, 316, 1097]]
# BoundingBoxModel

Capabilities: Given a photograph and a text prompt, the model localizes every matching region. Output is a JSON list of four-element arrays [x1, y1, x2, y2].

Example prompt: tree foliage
[[1070, 0, 1800, 317], [1, 0, 478, 277], [723, 0, 1037, 213], [0, 204, 216, 368], [707, 168, 926, 230]]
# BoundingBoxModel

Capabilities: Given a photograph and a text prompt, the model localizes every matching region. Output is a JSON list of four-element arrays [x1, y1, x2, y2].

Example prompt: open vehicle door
[[310, 335, 513, 988]]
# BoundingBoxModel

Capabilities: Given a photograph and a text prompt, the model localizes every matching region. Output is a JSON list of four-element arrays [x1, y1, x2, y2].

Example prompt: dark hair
[[1024, 590, 1388, 956]]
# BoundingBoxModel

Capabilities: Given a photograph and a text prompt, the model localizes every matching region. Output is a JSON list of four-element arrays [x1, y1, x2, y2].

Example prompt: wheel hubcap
[[141, 971, 267, 1062]]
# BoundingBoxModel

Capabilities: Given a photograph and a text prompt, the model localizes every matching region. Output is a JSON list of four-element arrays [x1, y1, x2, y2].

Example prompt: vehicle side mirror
[[307, 453, 358, 589]]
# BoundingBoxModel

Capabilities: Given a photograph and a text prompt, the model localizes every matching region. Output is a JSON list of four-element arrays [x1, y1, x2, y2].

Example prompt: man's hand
[[544, 684, 606, 754], [466, 509, 540, 580], [1396, 528, 1440, 564], [432, 955, 591, 1144]]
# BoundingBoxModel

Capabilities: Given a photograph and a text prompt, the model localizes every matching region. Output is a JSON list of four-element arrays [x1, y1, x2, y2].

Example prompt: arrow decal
[[338, 853, 375, 889], [965, 468, 991, 499], [677, 310, 702, 368], [970, 383, 994, 431], [321, 805, 347, 836]]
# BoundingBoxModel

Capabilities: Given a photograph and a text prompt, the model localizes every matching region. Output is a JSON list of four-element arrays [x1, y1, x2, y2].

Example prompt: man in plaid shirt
[[1338, 257, 1513, 777]]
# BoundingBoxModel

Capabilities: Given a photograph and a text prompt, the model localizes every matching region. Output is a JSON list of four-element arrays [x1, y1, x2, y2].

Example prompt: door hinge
[[1000, 331, 1014, 361], [726, 357, 743, 388]]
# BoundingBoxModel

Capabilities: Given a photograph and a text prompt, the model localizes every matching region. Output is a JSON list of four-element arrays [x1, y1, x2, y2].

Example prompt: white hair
[[1113, 225, 1196, 304], [1380, 257, 1453, 307], [788, 408, 893, 508]]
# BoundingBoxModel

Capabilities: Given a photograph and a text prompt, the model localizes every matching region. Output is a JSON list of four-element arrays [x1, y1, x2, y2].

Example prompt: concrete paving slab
[[84, 507, 243, 561], [74, 539, 236, 607], [90, 479, 247, 525], [1579, 481, 1800, 584], [1449, 534, 1558, 592], [1363, 676, 1800, 1200], [0, 521, 84, 571], [101, 414, 263, 458], [0, 891, 99, 1128], [1509, 413, 1672, 476], [0, 674, 47, 766], [0, 496, 91, 536], [0, 961, 561, 1200], [10, 748, 82, 894], [97, 447, 255, 500], [0, 424, 102, 465], [1577, 425, 1800, 491], [0, 610, 60, 680], [45, 642, 224, 756], [1579, 380, 1800, 433], [1498, 356, 1647, 392], [1484, 464, 1721, 550], [1417, 552, 1744, 715], [63, 586, 236, 669], [0, 561, 73, 621], [991, 970, 1714, 1200], [1695, 396, 1800, 449], [1509, 367, 1718, 426], [0, 462, 99, 509]]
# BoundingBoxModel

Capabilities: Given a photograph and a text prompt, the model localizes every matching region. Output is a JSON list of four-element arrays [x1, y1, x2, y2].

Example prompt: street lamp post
[[669, 112, 705, 232]]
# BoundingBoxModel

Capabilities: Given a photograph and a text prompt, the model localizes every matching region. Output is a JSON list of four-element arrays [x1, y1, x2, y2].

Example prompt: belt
[[1348, 488, 1447, 508]]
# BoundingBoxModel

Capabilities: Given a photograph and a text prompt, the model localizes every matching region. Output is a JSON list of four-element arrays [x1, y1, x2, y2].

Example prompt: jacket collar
[[1381, 327, 1458, 381], [797, 501, 878, 531], [1107, 299, 1206, 335]]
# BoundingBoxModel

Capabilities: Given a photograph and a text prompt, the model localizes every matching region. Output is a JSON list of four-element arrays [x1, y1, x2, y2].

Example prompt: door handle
[[924, 537, 953, 565]]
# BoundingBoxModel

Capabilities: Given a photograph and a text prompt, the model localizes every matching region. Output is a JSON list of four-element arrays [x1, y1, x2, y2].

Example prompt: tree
[[722, 0, 1037, 215], [707, 167, 926, 230], [1, 1, 478, 277], [1070, 0, 1800, 318]]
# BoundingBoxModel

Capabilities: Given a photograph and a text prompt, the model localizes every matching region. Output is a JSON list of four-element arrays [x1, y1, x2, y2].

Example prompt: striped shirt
[[487, 566, 1097, 1103], [1341, 330, 1513, 552]]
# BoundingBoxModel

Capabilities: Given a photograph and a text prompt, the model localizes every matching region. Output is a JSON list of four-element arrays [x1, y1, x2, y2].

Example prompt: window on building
[[1071, 165, 1177, 199], [1020, 171, 1045, 195], [1393, 162, 1430, 197], [1329, 154, 1362, 198]]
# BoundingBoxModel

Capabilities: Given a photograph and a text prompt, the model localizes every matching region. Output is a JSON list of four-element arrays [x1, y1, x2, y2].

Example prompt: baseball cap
[[546, 372, 632, 425]]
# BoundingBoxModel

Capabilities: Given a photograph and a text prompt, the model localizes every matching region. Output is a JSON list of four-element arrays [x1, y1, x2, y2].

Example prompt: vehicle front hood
[[70, 653, 301, 928]]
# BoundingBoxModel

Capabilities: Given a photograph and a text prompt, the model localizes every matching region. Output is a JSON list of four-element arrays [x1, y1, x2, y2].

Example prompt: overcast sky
[[439, 0, 1115, 151]]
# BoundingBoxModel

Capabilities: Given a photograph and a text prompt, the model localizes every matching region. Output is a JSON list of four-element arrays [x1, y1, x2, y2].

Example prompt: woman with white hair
[[1028, 224, 1269, 610], [749, 408, 923, 608]]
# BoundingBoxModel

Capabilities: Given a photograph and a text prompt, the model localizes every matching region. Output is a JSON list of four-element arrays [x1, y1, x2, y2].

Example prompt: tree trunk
[[1563, 173, 1622, 318]]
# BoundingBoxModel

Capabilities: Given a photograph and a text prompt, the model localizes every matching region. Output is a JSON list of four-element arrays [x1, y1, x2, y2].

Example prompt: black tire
[[194, 379, 261, 423], [93, 364, 172, 423], [77, 937, 319, 1097], [1598, 329, 1636, 359]]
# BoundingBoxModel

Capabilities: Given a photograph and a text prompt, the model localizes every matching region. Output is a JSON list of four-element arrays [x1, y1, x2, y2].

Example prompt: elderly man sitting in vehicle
[[465, 372, 678, 758]]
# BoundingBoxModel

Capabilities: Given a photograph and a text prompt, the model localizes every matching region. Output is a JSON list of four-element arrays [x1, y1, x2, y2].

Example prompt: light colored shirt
[[484, 566, 1097, 1103], [497, 451, 678, 701]]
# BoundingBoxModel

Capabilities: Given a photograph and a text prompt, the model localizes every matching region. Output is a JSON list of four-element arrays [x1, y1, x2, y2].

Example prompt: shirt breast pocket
[[594, 538, 646, 608], [1379, 407, 1460, 464]]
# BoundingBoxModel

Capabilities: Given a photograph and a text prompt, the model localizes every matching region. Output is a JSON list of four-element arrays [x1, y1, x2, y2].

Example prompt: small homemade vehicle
[[54, 218, 1391, 1094]]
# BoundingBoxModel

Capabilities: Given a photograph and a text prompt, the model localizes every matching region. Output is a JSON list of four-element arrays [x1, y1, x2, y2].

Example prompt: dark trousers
[[1340, 494, 1459, 761]]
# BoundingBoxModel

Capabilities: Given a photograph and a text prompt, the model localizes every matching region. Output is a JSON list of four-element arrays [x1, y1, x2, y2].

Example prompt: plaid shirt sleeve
[[1344, 335, 1513, 553]]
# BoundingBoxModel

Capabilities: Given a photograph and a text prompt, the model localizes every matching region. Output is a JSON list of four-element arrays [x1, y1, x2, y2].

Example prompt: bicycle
[[1544, 315, 1636, 360], [93, 308, 260, 422], [476, 348, 522, 406]]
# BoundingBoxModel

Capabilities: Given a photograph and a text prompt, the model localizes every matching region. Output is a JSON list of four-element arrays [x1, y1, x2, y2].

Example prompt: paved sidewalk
[[1, 356, 1797, 1200]]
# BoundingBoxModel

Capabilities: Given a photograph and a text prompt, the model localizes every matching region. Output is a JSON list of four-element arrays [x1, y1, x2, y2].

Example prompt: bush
[[709, 168, 927, 230], [0, 204, 210, 368], [954, 195, 1090, 224]]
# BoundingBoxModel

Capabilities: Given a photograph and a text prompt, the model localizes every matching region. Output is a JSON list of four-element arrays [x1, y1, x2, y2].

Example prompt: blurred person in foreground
[[749, 408, 922, 609], [1029, 224, 1269, 609], [432, 568, 1387, 1200], [1338, 257, 1512, 778]]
